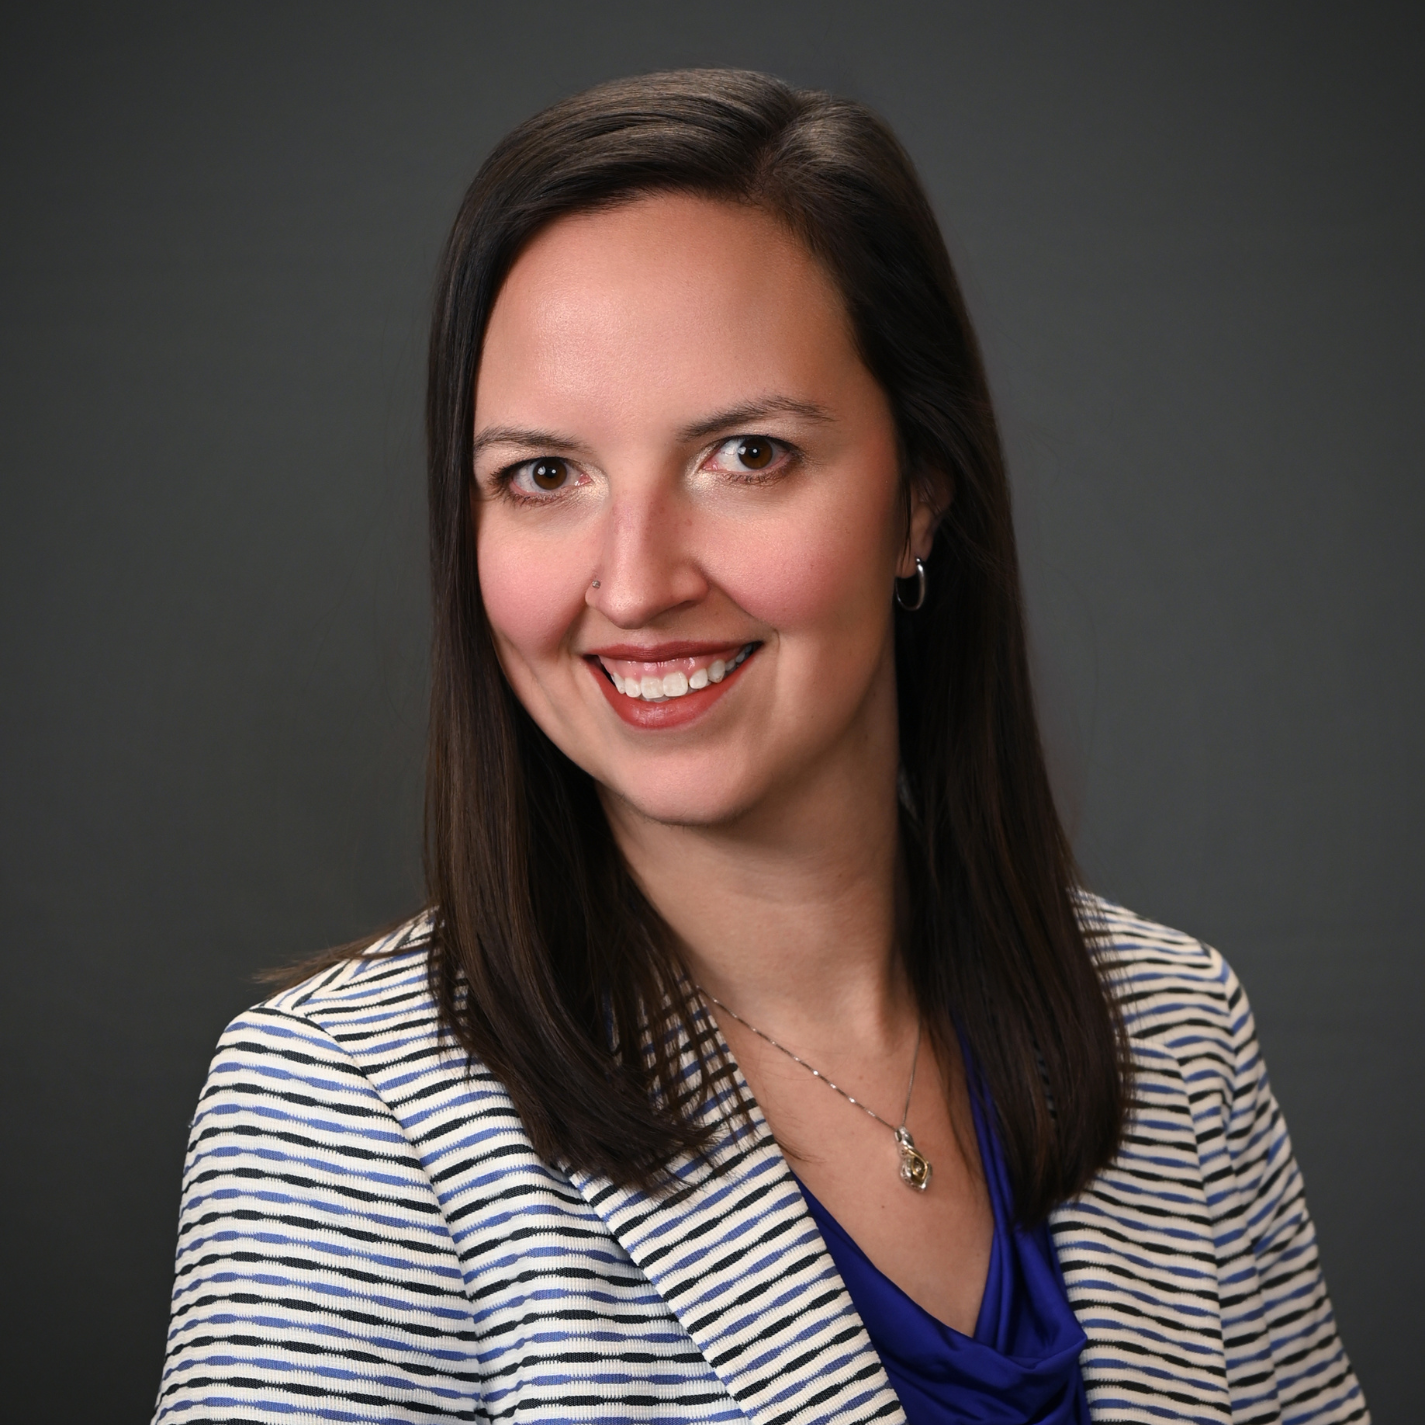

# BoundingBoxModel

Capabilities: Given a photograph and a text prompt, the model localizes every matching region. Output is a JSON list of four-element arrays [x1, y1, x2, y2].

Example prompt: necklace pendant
[[895, 1127, 932, 1192]]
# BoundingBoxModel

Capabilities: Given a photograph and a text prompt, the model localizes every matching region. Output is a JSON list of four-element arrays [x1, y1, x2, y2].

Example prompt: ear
[[897, 470, 951, 578]]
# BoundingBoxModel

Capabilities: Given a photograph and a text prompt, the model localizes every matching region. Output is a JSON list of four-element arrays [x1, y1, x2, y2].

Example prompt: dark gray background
[[2, 3, 1420, 1419]]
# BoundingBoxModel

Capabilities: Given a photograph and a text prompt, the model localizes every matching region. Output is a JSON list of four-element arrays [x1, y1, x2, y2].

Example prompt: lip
[[587, 643, 759, 729], [583, 640, 749, 661]]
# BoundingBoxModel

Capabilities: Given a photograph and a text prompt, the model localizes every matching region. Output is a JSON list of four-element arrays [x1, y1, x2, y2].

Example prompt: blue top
[[796, 1081, 1090, 1424]]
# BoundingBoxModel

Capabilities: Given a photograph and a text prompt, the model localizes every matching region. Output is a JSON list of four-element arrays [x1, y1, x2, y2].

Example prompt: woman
[[154, 70, 1366, 1423]]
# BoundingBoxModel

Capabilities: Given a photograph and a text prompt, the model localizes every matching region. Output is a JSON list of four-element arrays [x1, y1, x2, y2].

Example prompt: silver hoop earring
[[895, 557, 927, 611]]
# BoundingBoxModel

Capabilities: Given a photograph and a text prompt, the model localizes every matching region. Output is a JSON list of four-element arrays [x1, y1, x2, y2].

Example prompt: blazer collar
[[566, 1021, 905, 1425]]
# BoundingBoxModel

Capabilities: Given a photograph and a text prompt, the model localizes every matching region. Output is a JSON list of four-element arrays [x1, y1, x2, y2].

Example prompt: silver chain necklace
[[700, 991, 933, 1192]]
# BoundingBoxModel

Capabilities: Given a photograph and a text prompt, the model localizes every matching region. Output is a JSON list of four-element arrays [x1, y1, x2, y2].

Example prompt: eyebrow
[[676, 396, 834, 442], [471, 426, 595, 462]]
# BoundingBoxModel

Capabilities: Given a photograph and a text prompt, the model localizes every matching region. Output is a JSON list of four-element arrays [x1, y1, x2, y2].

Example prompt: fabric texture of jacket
[[153, 898, 1367, 1423]]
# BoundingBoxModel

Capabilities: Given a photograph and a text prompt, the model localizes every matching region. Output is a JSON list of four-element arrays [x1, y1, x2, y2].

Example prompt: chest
[[395, 1038, 1234, 1425], [732, 1022, 994, 1334]]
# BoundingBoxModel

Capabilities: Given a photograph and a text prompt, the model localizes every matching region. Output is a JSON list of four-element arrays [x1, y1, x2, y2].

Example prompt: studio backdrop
[[1, 3, 1420, 1420]]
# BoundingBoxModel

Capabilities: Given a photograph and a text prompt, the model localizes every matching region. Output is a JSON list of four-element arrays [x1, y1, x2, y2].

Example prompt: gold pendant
[[895, 1127, 932, 1192]]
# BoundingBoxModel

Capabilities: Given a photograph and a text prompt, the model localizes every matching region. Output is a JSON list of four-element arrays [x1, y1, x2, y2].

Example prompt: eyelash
[[703, 435, 797, 483], [488, 458, 581, 506], [486, 434, 799, 505]]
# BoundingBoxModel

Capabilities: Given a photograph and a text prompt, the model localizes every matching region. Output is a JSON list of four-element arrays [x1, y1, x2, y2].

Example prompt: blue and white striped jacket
[[153, 898, 1367, 1423]]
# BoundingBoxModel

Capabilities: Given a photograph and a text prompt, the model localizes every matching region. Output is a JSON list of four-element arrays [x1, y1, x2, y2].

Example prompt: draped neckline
[[793, 1062, 1090, 1424]]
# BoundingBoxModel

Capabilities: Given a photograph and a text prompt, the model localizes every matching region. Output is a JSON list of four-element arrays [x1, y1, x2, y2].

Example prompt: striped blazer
[[154, 898, 1368, 1423]]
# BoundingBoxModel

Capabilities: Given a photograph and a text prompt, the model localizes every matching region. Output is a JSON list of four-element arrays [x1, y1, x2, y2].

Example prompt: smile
[[596, 643, 758, 701]]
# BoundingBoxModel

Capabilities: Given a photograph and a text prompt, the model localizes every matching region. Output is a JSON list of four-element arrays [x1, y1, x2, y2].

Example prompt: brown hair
[[412, 68, 1128, 1222]]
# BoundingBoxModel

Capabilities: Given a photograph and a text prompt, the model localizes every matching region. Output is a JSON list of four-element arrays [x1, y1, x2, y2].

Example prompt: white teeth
[[605, 645, 755, 701]]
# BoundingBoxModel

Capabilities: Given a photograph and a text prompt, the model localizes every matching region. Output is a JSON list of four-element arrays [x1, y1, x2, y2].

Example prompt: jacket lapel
[[567, 1023, 905, 1425]]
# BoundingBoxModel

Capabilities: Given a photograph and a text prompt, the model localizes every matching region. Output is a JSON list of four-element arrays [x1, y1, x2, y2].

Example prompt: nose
[[587, 478, 709, 628]]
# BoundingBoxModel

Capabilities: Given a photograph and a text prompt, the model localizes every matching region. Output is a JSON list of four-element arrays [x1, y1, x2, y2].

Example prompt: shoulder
[[205, 912, 480, 1120], [201, 911, 538, 1178], [250, 906, 438, 1043], [1075, 891, 1254, 1075], [164, 918, 491, 1420], [1060, 897, 1363, 1419]]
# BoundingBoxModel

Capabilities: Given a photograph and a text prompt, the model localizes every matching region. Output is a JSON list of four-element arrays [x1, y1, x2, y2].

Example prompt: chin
[[599, 758, 771, 831]]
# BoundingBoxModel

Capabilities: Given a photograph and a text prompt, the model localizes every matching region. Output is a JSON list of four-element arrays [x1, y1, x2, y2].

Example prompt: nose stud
[[591, 579, 601, 589]]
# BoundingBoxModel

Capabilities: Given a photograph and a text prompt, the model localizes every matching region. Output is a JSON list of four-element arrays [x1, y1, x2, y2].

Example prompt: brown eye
[[531, 457, 568, 490], [736, 438, 773, 470]]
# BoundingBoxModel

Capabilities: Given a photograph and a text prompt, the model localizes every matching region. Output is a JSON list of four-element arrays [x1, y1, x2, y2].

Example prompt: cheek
[[714, 478, 901, 638], [476, 515, 591, 664]]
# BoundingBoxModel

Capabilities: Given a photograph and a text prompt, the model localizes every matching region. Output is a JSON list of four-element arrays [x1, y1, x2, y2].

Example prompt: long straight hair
[[421, 68, 1128, 1223]]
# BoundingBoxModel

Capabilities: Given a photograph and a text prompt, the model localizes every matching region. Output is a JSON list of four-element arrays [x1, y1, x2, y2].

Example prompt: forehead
[[476, 194, 858, 424]]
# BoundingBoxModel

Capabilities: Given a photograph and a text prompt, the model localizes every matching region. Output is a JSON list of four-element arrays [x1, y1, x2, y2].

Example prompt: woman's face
[[473, 194, 929, 827]]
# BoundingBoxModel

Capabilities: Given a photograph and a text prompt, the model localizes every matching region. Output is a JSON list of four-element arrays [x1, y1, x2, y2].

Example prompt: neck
[[602, 681, 914, 1054]]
